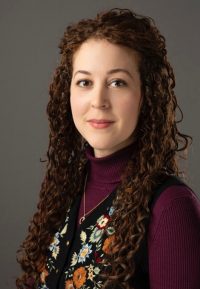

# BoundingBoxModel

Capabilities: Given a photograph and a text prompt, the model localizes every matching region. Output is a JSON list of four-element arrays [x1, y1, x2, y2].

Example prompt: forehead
[[72, 38, 140, 72]]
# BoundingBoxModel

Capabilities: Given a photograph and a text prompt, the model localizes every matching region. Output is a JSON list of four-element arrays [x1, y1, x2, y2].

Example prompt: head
[[70, 38, 143, 157], [51, 7, 188, 167], [17, 8, 191, 289]]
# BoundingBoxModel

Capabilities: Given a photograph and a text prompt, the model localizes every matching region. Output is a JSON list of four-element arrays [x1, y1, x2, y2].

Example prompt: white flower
[[88, 270, 94, 281], [52, 245, 60, 259], [49, 235, 59, 251], [88, 264, 94, 273], [60, 224, 68, 235], [71, 252, 78, 266], [94, 267, 100, 274], [78, 244, 92, 263], [89, 227, 104, 243], [80, 230, 87, 244]]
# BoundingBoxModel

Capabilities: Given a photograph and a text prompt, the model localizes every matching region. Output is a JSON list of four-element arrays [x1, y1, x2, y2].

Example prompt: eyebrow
[[73, 68, 134, 79]]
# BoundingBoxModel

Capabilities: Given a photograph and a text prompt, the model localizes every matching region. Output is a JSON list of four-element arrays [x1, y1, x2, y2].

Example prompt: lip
[[87, 119, 114, 129], [87, 119, 114, 124]]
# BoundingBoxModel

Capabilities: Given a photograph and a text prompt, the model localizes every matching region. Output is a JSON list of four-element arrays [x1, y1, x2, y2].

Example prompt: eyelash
[[75, 79, 127, 88]]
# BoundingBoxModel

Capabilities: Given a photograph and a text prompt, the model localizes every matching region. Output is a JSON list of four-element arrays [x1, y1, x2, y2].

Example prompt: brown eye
[[76, 79, 92, 87], [110, 79, 127, 87]]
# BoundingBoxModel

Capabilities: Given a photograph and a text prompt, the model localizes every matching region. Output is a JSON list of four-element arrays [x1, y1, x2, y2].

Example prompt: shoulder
[[151, 180, 199, 217], [148, 182, 200, 242], [148, 183, 200, 288]]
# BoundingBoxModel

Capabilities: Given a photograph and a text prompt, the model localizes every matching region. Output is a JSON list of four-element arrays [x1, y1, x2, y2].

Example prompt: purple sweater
[[77, 143, 200, 288]]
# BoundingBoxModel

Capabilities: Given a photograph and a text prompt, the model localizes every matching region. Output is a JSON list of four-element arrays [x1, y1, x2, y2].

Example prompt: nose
[[91, 85, 110, 109]]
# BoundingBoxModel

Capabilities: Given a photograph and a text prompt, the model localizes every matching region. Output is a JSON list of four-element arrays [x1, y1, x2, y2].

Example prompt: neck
[[85, 142, 136, 185]]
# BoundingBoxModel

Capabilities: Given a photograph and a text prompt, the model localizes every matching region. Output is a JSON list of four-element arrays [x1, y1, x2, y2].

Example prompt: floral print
[[71, 252, 78, 266], [73, 267, 87, 288], [102, 235, 117, 255], [78, 244, 93, 263], [96, 214, 110, 229], [64, 206, 115, 288], [39, 205, 116, 289], [39, 211, 70, 288], [49, 233, 60, 258], [89, 227, 104, 243]]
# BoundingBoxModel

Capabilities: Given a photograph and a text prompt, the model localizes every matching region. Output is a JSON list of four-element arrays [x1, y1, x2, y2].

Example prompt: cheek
[[118, 98, 141, 121], [70, 97, 76, 114], [70, 95, 89, 124], [70, 96, 81, 117]]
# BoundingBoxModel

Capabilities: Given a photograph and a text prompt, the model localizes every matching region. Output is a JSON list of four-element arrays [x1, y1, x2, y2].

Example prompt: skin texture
[[70, 38, 142, 158]]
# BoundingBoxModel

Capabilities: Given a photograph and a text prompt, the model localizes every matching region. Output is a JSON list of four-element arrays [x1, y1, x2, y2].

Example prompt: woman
[[16, 8, 200, 289]]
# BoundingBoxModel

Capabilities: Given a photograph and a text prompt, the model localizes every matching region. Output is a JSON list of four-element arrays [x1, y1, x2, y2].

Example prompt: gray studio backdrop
[[0, 1, 199, 288]]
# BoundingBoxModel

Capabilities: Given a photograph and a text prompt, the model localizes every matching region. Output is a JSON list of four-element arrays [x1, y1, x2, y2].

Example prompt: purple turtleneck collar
[[85, 142, 136, 185], [77, 142, 136, 226]]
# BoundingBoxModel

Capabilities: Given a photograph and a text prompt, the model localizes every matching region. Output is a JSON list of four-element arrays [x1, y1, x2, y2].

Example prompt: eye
[[76, 79, 92, 87], [109, 79, 127, 87]]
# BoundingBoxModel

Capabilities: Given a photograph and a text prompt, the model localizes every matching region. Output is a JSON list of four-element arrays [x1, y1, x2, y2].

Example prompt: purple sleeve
[[148, 186, 200, 289]]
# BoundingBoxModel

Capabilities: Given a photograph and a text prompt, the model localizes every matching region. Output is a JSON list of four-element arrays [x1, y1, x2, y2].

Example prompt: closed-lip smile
[[87, 119, 115, 129], [87, 119, 114, 123]]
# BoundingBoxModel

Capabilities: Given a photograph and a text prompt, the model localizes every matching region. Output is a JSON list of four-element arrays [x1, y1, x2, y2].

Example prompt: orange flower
[[40, 268, 49, 283], [73, 267, 87, 289], [102, 235, 118, 255], [65, 279, 75, 289]]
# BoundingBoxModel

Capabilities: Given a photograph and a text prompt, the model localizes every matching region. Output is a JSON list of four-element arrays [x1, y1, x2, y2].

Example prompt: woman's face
[[70, 38, 142, 157]]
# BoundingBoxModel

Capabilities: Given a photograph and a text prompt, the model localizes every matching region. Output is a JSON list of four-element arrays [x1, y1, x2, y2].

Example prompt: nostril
[[91, 103, 108, 109]]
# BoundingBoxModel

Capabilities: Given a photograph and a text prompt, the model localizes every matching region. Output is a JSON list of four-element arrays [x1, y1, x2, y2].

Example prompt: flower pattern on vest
[[64, 206, 115, 289], [38, 205, 115, 289], [38, 210, 70, 289]]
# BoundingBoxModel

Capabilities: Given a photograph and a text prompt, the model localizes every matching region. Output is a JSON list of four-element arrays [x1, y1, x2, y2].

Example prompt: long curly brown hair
[[16, 7, 192, 289]]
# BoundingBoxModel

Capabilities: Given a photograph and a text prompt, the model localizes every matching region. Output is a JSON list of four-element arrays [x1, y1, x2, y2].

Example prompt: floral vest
[[38, 175, 185, 289]]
